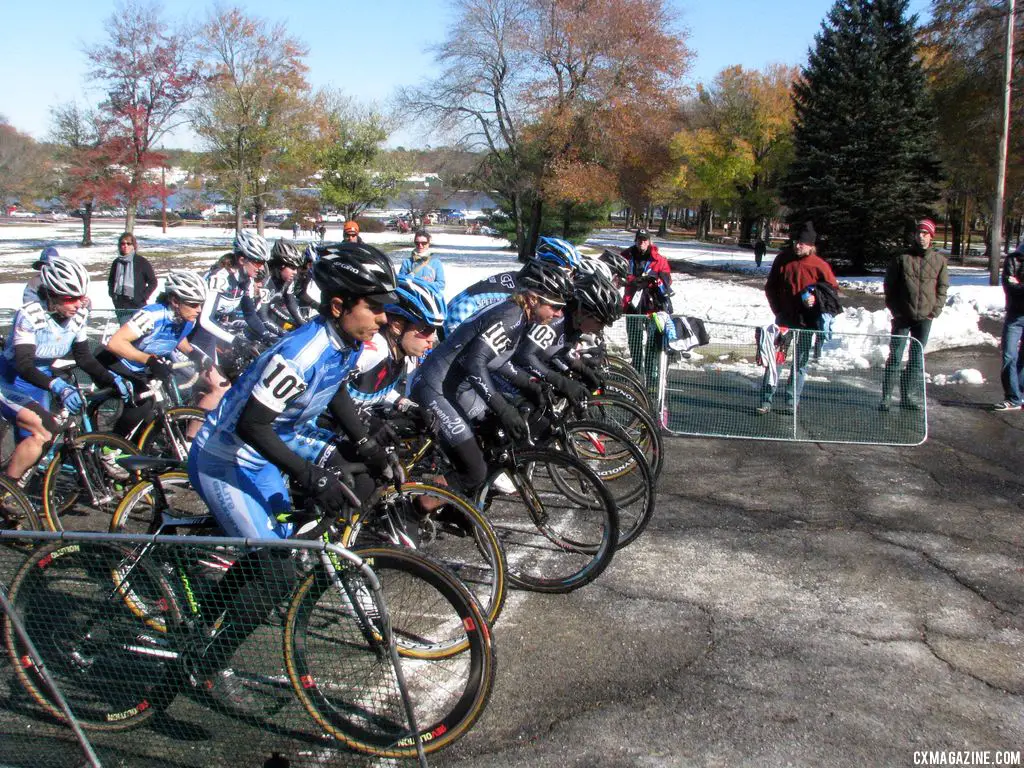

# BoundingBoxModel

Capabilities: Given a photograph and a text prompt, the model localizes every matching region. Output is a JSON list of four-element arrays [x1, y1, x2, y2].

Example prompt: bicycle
[[403, 423, 620, 593], [110, 451, 509, 638], [3, 527, 496, 757]]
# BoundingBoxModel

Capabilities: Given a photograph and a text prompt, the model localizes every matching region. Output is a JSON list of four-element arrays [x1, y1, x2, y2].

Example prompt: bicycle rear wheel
[[0, 474, 41, 535], [41, 433, 140, 532], [284, 546, 495, 757], [480, 449, 618, 593], [341, 482, 507, 634], [109, 471, 210, 535], [4, 541, 181, 731]]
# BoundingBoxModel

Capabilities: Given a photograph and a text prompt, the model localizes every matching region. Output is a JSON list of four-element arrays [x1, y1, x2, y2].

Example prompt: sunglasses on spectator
[[414, 240, 429, 246]]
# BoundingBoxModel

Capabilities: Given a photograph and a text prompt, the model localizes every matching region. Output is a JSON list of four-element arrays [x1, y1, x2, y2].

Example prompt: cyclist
[[0, 256, 131, 482], [193, 231, 275, 412], [443, 235, 581, 336], [347, 275, 446, 414], [260, 239, 307, 332], [513, 272, 622, 400], [101, 270, 210, 438], [184, 241, 399, 707], [410, 260, 572, 494]]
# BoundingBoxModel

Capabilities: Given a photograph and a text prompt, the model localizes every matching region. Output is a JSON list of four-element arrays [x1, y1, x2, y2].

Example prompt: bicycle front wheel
[[136, 407, 206, 460], [480, 449, 619, 593], [342, 481, 507, 639], [0, 473, 41, 535], [4, 541, 182, 731], [41, 433, 140, 532], [284, 546, 496, 757]]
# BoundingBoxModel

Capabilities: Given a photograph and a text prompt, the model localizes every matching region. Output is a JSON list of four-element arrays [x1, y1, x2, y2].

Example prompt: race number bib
[[526, 324, 557, 350], [481, 322, 512, 354], [251, 354, 308, 413]]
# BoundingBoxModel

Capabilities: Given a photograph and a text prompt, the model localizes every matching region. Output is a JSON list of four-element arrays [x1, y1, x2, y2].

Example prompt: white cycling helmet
[[577, 256, 613, 282], [233, 230, 270, 263], [41, 256, 90, 298], [164, 270, 208, 304]]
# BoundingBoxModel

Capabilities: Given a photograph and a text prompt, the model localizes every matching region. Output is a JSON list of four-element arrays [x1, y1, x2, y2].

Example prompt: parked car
[[9, 209, 36, 218], [322, 212, 345, 223]]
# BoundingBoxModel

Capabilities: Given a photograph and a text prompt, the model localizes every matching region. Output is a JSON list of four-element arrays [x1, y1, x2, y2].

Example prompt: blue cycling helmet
[[534, 236, 581, 271], [385, 276, 447, 328], [33, 246, 60, 269]]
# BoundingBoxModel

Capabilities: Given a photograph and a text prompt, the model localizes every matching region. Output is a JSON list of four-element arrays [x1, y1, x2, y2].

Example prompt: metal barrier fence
[[609, 316, 927, 446], [0, 530, 434, 768]]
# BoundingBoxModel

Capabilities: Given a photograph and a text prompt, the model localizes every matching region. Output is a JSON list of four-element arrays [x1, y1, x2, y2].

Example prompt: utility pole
[[161, 164, 168, 234], [991, 0, 1016, 284]]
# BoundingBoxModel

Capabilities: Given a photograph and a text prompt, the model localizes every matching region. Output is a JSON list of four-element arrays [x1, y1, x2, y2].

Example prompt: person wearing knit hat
[[879, 217, 948, 411], [759, 220, 838, 414]]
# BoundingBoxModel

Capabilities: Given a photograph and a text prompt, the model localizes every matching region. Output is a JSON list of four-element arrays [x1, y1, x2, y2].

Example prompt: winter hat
[[343, 220, 360, 235], [917, 218, 936, 237], [796, 221, 817, 245], [635, 229, 650, 242], [33, 246, 60, 270]]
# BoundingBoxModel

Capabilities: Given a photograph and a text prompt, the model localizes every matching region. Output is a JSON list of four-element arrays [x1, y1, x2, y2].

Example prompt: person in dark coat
[[758, 221, 838, 414], [107, 232, 157, 321], [879, 218, 948, 411], [994, 243, 1024, 411], [754, 237, 767, 268]]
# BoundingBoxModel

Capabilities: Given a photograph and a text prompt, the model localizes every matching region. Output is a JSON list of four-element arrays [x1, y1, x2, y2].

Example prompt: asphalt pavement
[[433, 342, 1024, 767]]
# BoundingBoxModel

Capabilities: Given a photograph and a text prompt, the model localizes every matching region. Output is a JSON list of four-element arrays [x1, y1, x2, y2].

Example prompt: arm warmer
[[72, 340, 116, 387], [13, 344, 54, 390], [236, 399, 306, 480], [327, 385, 369, 442]]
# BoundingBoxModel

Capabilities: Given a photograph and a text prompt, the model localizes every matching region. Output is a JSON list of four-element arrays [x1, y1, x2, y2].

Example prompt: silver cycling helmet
[[164, 269, 208, 304], [233, 230, 270, 263], [40, 256, 90, 298]]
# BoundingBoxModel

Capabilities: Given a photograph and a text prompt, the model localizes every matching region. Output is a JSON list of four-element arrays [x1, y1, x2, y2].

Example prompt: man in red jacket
[[621, 229, 673, 394], [758, 221, 838, 414]]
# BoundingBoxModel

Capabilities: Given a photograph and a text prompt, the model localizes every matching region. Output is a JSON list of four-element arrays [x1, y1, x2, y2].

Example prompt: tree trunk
[[657, 206, 669, 237], [82, 201, 94, 247], [234, 187, 244, 233], [525, 197, 543, 260]]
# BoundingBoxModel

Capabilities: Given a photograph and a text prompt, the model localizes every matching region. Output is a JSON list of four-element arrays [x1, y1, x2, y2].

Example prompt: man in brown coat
[[880, 218, 949, 411]]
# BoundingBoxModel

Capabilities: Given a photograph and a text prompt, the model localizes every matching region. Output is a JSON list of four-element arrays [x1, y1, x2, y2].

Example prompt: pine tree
[[780, 0, 942, 272]]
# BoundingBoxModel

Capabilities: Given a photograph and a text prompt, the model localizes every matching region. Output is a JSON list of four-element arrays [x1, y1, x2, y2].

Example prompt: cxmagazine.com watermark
[[914, 752, 1021, 766]]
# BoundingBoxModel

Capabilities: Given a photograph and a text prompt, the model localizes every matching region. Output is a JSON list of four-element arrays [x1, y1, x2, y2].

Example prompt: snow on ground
[[0, 223, 1003, 387]]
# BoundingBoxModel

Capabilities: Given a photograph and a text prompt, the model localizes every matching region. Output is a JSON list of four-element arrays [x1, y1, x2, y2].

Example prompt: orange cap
[[343, 220, 359, 234]]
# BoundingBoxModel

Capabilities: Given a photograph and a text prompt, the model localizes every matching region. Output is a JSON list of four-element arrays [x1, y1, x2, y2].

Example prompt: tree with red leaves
[[50, 103, 131, 246], [85, 1, 201, 233]]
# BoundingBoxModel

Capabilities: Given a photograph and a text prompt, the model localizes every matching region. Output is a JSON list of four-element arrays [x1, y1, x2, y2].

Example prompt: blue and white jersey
[[192, 316, 361, 470], [347, 332, 403, 409], [443, 270, 518, 336], [0, 302, 90, 383], [119, 303, 195, 374]]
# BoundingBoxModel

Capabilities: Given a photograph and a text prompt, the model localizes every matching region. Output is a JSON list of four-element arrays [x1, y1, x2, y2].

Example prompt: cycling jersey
[[189, 317, 362, 538], [116, 304, 195, 374], [411, 298, 527, 446], [193, 265, 271, 356], [258, 274, 304, 333], [0, 302, 89, 382], [443, 270, 518, 336], [347, 332, 404, 409]]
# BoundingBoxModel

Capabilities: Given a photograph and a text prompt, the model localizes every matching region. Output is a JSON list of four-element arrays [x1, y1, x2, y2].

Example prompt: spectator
[[291, 220, 300, 239], [879, 218, 948, 411], [318, 222, 327, 242], [754, 237, 767, 268], [620, 229, 673, 394], [398, 229, 445, 291], [107, 232, 157, 321], [343, 220, 362, 244], [759, 221, 838, 414], [994, 242, 1024, 411], [24, 246, 60, 304]]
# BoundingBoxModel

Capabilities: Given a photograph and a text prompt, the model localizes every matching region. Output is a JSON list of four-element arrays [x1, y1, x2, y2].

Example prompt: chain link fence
[[608, 316, 927, 446], [0, 530, 444, 768]]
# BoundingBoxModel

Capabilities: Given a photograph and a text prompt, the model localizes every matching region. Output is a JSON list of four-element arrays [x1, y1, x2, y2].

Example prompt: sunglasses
[[55, 294, 85, 304], [180, 300, 202, 309], [345, 232, 359, 237], [537, 296, 566, 308], [414, 240, 429, 246], [410, 326, 437, 338]]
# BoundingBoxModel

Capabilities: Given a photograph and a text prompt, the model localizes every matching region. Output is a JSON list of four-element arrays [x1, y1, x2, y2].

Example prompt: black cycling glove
[[146, 355, 175, 380], [492, 399, 528, 442], [302, 463, 356, 518]]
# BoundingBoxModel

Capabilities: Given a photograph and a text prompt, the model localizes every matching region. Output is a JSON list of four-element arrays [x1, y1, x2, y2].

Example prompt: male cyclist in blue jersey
[[410, 260, 572, 494], [0, 256, 131, 482], [101, 270, 210, 438], [443, 235, 581, 336], [183, 241, 399, 709]]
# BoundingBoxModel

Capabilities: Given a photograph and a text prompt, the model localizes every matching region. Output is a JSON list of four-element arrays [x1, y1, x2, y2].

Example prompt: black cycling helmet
[[313, 241, 398, 302], [271, 238, 305, 268], [599, 249, 628, 282], [571, 273, 622, 325], [517, 260, 573, 304]]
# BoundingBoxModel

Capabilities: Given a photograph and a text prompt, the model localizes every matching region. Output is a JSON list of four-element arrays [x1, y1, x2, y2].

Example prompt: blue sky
[[0, 0, 932, 149]]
